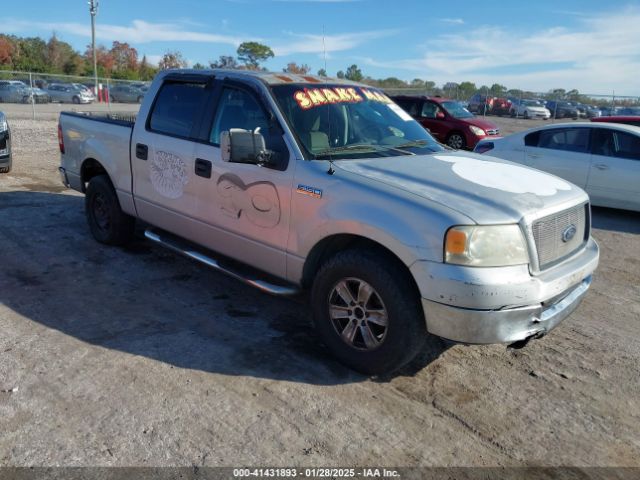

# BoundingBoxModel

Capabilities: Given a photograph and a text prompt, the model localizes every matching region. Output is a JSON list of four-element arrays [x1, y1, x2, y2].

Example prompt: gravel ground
[[0, 117, 639, 468]]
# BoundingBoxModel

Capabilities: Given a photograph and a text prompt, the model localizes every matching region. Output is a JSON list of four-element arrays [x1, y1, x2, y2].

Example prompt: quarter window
[[592, 129, 640, 160], [148, 81, 207, 138]]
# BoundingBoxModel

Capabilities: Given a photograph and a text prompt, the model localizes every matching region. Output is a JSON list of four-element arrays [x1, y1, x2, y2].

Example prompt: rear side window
[[148, 81, 208, 138], [536, 128, 590, 153], [394, 99, 420, 116]]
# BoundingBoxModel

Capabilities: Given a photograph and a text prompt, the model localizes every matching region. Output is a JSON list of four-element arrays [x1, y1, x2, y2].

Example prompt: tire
[[523, 110, 529, 119], [72, 96, 80, 104], [446, 132, 466, 150], [85, 174, 135, 246], [311, 249, 427, 375], [137, 96, 143, 104], [0, 166, 10, 174]]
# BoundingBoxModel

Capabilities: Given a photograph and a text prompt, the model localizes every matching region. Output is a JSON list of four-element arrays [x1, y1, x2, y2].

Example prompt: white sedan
[[475, 122, 640, 212], [510, 100, 551, 119]]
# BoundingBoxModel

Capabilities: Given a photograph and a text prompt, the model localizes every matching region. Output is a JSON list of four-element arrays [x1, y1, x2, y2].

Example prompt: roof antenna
[[323, 24, 335, 175]]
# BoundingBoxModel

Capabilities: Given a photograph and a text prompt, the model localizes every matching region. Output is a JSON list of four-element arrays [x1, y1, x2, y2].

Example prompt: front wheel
[[446, 132, 466, 150], [311, 249, 427, 374], [72, 96, 80, 104], [85, 174, 135, 245]]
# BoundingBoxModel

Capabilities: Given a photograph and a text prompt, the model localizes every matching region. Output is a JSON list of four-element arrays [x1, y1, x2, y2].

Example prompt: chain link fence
[[0, 70, 149, 120], [1, 69, 639, 121]]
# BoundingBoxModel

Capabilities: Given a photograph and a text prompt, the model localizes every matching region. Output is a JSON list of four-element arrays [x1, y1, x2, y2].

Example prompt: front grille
[[532, 204, 588, 270], [486, 128, 499, 135]]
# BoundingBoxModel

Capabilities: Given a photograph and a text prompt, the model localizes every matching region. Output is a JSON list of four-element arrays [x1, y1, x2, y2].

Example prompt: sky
[[4, 0, 640, 95]]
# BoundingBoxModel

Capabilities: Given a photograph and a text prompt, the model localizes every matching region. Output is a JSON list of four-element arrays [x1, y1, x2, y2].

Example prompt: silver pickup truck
[[59, 69, 599, 374]]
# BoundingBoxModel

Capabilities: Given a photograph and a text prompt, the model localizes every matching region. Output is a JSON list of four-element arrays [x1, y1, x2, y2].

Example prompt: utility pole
[[89, 0, 99, 98]]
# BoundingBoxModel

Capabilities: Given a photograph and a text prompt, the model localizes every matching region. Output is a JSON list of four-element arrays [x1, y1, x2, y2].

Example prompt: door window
[[592, 129, 640, 160], [210, 86, 289, 169], [421, 101, 439, 118], [536, 128, 589, 153], [148, 81, 208, 139]]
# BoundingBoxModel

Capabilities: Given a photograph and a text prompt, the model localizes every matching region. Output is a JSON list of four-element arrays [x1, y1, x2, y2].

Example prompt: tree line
[[0, 33, 607, 103]]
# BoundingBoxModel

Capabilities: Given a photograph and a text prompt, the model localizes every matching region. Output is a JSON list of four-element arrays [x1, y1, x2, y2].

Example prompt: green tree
[[138, 55, 157, 80], [283, 62, 310, 74], [490, 83, 507, 96], [209, 55, 239, 69], [159, 50, 187, 70], [345, 64, 363, 82], [13, 37, 48, 72], [237, 42, 274, 69], [192, 62, 206, 70], [336, 70, 345, 79], [317, 68, 327, 77], [458, 81, 477, 99]]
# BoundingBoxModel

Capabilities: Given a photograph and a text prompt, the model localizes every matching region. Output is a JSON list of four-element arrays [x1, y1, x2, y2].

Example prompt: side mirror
[[221, 128, 272, 165], [436, 111, 445, 119]]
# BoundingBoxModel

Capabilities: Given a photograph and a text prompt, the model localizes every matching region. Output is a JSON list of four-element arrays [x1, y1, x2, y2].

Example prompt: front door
[[190, 82, 295, 279]]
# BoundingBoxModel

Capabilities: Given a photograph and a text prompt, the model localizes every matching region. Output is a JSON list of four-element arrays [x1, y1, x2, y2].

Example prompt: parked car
[[617, 107, 640, 116], [545, 101, 579, 119], [109, 84, 145, 103], [59, 69, 599, 374], [392, 95, 500, 149], [46, 83, 93, 104], [510, 99, 551, 119], [0, 81, 32, 103], [71, 83, 96, 102], [27, 87, 50, 103], [467, 94, 493, 114], [591, 116, 640, 127], [0, 111, 12, 173], [474, 122, 640, 211]]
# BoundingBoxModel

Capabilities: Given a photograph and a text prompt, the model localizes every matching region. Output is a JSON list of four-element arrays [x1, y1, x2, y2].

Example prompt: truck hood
[[334, 150, 588, 224]]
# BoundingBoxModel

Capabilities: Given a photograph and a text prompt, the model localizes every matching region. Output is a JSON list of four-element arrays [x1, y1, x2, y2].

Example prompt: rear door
[[523, 127, 591, 188], [588, 127, 640, 210], [131, 74, 212, 236]]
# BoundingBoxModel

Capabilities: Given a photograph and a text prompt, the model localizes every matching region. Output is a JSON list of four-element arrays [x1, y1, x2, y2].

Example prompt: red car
[[591, 116, 640, 127], [392, 95, 500, 150]]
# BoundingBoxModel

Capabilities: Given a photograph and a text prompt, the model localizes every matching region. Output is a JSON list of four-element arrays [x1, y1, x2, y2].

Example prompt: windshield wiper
[[314, 144, 397, 158]]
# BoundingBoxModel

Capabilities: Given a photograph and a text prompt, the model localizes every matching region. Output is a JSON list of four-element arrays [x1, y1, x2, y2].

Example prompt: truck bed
[[60, 110, 138, 127]]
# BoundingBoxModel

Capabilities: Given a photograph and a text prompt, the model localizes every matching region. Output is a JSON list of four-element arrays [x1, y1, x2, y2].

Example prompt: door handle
[[594, 163, 609, 171], [195, 158, 212, 178], [135, 143, 148, 160]]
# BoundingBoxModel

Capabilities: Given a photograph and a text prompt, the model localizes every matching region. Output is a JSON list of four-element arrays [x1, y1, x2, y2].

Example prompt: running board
[[144, 228, 300, 296]]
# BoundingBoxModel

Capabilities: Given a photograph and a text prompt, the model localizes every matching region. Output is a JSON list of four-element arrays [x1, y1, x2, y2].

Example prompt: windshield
[[271, 84, 444, 160], [441, 101, 474, 118]]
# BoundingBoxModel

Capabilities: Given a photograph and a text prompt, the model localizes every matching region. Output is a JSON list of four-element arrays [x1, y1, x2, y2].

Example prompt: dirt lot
[[0, 115, 639, 468]]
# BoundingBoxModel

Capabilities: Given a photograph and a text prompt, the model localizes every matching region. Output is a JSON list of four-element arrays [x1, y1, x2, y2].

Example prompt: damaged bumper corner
[[411, 238, 599, 344]]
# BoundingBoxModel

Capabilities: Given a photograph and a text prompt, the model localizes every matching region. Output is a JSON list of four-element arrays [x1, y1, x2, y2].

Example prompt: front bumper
[[412, 238, 599, 344]]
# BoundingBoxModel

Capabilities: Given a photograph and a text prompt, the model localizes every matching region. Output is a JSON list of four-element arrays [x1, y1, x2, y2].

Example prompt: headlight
[[0, 118, 7, 132], [469, 125, 485, 136], [445, 225, 529, 267]]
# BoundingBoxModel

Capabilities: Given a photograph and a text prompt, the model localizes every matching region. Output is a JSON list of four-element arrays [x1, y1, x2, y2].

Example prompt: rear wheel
[[446, 132, 466, 150], [0, 166, 10, 174], [85, 174, 135, 245], [311, 249, 427, 375], [72, 96, 80, 104]]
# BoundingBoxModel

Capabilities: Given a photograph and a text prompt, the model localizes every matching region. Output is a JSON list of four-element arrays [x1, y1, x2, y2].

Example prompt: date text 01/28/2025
[[232, 467, 400, 478]]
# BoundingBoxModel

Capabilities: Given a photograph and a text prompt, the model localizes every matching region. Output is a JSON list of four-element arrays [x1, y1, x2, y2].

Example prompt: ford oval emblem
[[562, 224, 577, 243]]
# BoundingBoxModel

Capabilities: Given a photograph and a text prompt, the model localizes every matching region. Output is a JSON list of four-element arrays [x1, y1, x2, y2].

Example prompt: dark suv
[[393, 95, 500, 150], [545, 101, 579, 119]]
